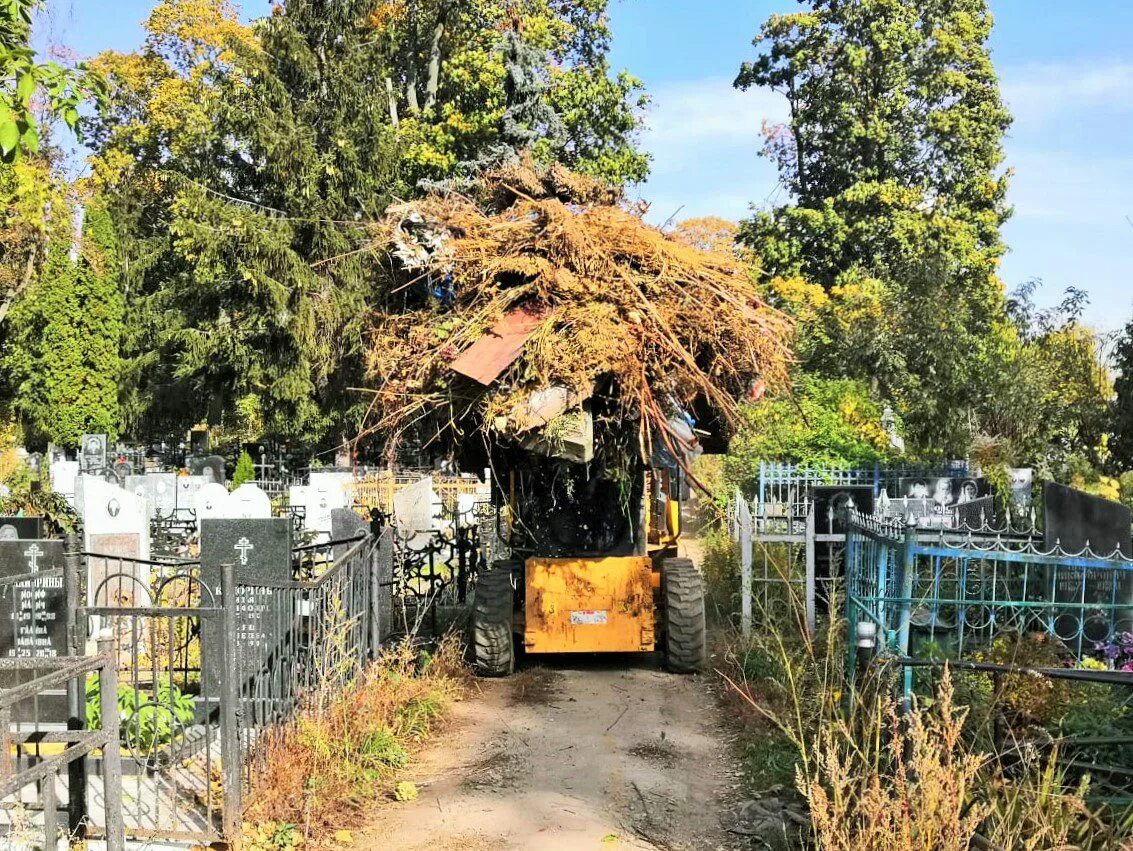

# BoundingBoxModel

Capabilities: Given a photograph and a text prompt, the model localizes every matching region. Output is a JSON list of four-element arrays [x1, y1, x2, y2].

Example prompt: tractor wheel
[[472, 561, 518, 677], [662, 557, 707, 674]]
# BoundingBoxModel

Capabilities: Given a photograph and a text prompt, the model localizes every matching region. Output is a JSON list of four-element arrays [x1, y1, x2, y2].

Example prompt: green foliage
[[4, 203, 123, 445], [723, 373, 895, 495], [736, 0, 1012, 456], [86, 675, 196, 750], [231, 449, 256, 490], [0, 0, 103, 161], [976, 283, 1113, 474], [1111, 314, 1133, 474], [87, 0, 648, 450]]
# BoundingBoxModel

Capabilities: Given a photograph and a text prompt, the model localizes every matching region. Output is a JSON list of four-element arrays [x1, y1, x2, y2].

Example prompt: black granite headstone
[[331, 508, 370, 562], [188, 454, 228, 487], [1043, 483, 1133, 640], [200, 518, 293, 705], [1044, 482, 1132, 557], [0, 516, 44, 540], [810, 486, 875, 535], [0, 540, 68, 722]]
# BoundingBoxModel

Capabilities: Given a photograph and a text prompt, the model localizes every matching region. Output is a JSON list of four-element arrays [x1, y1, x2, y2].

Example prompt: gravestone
[[0, 539, 68, 722], [1043, 483, 1133, 639], [200, 518, 293, 713], [175, 474, 208, 510], [230, 483, 273, 519], [0, 516, 44, 540], [79, 433, 108, 474], [331, 508, 370, 562], [1009, 468, 1035, 509], [126, 473, 178, 520], [810, 486, 874, 535], [194, 482, 234, 531], [50, 460, 80, 507], [290, 478, 347, 544], [82, 478, 150, 606], [188, 454, 227, 487], [1044, 483, 1132, 557]]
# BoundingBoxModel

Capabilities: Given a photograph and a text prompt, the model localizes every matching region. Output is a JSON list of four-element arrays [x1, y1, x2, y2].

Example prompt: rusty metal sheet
[[450, 307, 546, 385], [524, 556, 655, 654]]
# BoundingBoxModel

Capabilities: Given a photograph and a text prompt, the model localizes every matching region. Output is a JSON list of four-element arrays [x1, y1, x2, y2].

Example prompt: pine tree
[[231, 449, 256, 490], [5, 204, 123, 445]]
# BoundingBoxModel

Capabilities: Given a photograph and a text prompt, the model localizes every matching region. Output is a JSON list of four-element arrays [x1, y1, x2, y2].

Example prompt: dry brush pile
[[362, 160, 793, 477]]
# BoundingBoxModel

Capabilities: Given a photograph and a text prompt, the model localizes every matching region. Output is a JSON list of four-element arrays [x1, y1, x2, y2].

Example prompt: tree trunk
[[423, 5, 449, 112], [405, 0, 421, 112], [386, 77, 400, 126]]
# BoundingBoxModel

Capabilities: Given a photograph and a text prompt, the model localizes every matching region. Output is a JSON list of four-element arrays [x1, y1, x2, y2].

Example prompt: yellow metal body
[[524, 557, 655, 654]]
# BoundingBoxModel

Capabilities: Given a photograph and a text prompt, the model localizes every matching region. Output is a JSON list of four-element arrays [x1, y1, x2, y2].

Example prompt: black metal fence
[[3, 527, 401, 847]]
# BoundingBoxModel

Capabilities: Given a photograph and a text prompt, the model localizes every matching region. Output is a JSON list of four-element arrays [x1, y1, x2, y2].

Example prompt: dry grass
[[243, 635, 469, 845], [362, 157, 793, 477], [716, 592, 1133, 850]]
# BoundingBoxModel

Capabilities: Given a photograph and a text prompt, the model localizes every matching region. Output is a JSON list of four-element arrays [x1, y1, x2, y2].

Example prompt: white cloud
[[642, 77, 789, 160], [1002, 61, 1133, 128]]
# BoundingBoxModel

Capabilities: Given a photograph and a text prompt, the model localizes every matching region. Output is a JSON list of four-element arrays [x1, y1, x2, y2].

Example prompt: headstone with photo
[[188, 454, 227, 487], [175, 474, 208, 511], [82, 478, 151, 606], [126, 472, 179, 520], [1009, 468, 1035, 510], [0, 516, 44, 540], [79, 433, 108, 474], [0, 539, 68, 723], [810, 486, 874, 535], [200, 518, 293, 711]]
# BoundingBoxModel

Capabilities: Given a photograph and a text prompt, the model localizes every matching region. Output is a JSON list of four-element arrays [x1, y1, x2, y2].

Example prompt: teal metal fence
[[845, 511, 1133, 799]]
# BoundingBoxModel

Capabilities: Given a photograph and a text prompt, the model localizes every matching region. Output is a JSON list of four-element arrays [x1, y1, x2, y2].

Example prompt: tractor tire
[[662, 557, 707, 674], [472, 561, 518, 677]]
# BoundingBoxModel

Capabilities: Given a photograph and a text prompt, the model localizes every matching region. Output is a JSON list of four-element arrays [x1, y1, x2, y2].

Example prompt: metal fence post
[[219, 562, 243, 841], [368, 537, 381, 658], [63, 533, 88, 842], [96, 638, 124, 851], [843, 527, 859, 686], [805, 505, 816, 638], [897, 520, 917, 711], [739, 498, 753, 638]]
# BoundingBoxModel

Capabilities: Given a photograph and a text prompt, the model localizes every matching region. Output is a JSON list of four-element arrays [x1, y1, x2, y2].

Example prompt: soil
[[359, 653, 747, 851]]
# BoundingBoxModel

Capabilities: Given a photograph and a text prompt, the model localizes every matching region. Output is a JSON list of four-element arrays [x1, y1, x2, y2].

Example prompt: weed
[[243, 634, 468, 846]]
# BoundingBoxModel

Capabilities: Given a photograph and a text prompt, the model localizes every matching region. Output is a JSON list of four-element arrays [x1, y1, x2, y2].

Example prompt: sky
[[40, 0, 1133, 332]]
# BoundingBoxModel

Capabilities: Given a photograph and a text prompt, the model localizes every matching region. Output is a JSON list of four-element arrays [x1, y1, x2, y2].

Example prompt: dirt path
[[361, 656, 746, 851]]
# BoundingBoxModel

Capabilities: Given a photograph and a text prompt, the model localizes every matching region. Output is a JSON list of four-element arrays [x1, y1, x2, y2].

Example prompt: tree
[[1, 0, 99, 161], [1111, 313, 1133, 473], [231, 449, 256, 489], [372, 0, 649, 186], [4, 203, 124, 445], [723, 374, 897, 496], [976, 283, 1113, 475], [89, 0, 650, 450], [736, 0, 1012, 456]]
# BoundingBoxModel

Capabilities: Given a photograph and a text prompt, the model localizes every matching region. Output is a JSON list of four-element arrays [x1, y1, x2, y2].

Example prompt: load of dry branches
[[362, 159, 793, 477]]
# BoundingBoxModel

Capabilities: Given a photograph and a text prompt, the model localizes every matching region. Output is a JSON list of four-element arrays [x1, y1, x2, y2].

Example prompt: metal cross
[[24, 543, 44, 572], [234, 536, 255, 566]]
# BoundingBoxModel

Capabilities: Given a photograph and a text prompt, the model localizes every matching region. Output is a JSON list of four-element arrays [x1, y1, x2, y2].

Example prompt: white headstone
[[81, 478, 150, 605], [230, 483, 272, 519], [176, 475, 209, 511], [195, 483, 234, 529], [394, 476, 439, 533], [50, 461, 80, 506]]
